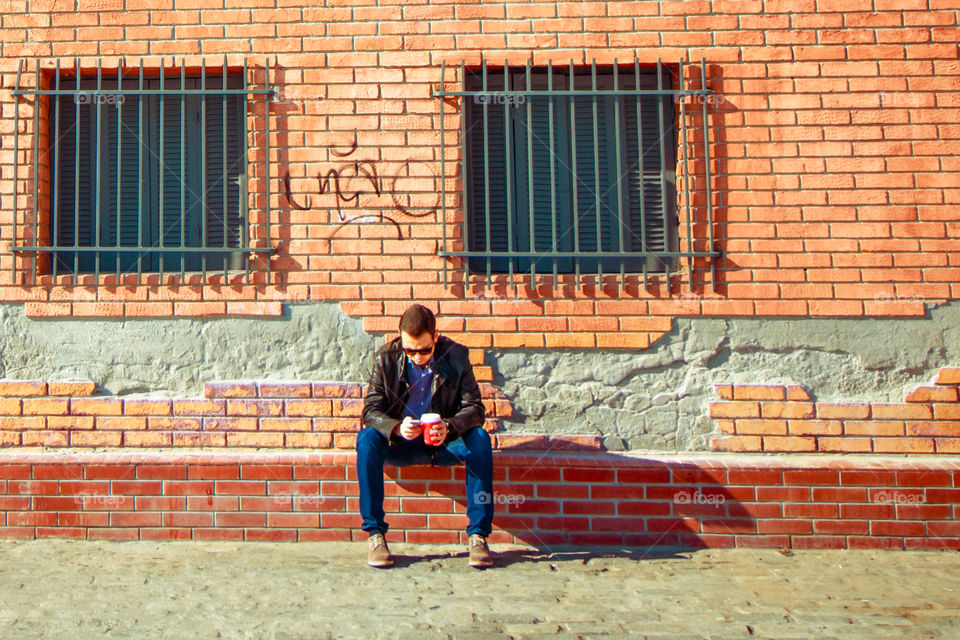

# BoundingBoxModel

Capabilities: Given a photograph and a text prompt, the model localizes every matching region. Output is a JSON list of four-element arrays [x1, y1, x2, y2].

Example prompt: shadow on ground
[[385, 545, 689, 569]]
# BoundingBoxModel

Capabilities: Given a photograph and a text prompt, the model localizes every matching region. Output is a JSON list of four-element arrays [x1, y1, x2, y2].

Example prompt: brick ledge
[[1, 448, 958, 470]]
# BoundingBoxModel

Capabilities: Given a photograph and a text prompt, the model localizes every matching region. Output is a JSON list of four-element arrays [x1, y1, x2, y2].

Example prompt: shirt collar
[[406, 355, 435, 373]]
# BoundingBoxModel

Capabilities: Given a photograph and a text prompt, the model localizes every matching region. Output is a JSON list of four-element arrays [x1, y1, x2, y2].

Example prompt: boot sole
[[368, 560, 394, 568], [468, 559, 493, 568]]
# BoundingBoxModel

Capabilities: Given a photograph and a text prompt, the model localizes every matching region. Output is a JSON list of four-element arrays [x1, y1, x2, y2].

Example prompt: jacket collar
[[430, 336, 453, 386]]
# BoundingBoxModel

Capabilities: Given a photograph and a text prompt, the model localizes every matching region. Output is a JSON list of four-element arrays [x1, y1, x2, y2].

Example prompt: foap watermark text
[[673, 92, 725, 106], [473, 93, 526, 107], [873, 491, 924, 505], [75, 92, 126, 106], [674, 488, 726, 505], [71, 492, 125, 508], [877, 92, 925, 108], [475, 491, 525, 506]]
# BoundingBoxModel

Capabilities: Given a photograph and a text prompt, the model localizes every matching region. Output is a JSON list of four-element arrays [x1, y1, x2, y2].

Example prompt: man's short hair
[[399, 304, 436, 336]]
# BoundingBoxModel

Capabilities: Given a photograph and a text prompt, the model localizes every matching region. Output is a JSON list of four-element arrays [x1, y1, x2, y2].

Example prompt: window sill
[[23, 301, 284, 318]]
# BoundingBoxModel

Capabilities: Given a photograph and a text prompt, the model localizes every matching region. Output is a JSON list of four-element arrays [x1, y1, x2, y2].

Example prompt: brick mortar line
[[0, 448, 959, 469]]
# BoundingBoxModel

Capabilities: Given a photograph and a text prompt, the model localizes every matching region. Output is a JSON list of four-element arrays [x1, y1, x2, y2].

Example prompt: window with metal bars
[[461, 62, 678, 280], [51, 72, 244, 274], [11, 58, 277, 283]]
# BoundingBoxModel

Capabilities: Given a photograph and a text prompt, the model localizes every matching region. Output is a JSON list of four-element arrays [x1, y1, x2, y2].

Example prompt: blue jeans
[[356, 426, 494, 537]]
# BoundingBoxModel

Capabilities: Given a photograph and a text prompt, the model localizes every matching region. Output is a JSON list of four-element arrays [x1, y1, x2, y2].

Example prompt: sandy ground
[[0, 540, 958, 639]]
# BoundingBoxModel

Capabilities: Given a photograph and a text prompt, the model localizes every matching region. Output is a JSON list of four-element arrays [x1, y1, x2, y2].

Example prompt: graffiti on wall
[[282, 133, 440, 239]]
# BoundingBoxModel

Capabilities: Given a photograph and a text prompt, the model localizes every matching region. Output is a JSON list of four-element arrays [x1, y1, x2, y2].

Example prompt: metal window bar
[[614, 62, 625, 292], [221, 55, 229, 282], [264, 56, 272, 284], [137, 59, 144, 282], [680, 58, 694, 286], [504, 60, 514, 290], [634, 57, 648, 286], [52, 59, 60, 279], [434, 57, 721, 291], [72, 57, 80, 277], [32, 60, 40, 281], [548, 60, 558, 289], [115, 58, 123, 278], [242, 57, 251, 285], [482, 58, 491, 285], [9, 57, 276, 286], [440, 60, 447, 287], [657, 58, 670, 285], [201, 64, 208, 278], [458, 60, 468, 290], [12, 62, 20, 280], [179, 62, 186, 281], [569, 61, 580, 285], [525, 61, 534, 285], [701, 58, 716, 288], [158, 60, 165, 280], [591, 60, 601, 287]]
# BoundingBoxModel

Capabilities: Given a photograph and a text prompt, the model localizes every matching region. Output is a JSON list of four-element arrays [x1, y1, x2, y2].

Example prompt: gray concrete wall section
[[0, 304, 380, 396], [1, 301, 957, 452], [493, 302, 960, 451]]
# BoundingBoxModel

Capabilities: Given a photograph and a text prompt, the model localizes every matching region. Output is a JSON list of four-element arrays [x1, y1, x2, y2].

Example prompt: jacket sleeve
[[444, 357, 486, 437], [361, 352, 402, 440]]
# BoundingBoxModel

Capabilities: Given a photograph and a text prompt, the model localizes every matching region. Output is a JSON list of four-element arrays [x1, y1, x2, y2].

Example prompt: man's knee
[[356, 427, 387, 454], [462, 426, 492, 455]]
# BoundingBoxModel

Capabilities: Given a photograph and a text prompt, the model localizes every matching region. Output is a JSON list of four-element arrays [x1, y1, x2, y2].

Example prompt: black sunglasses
[[402, 345, 434, 356]]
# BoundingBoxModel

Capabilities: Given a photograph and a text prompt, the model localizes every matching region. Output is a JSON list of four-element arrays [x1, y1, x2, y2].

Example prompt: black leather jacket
[[362, 335, 485, 444]]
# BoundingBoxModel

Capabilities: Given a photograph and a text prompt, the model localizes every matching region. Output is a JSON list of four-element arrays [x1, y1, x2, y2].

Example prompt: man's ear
[[433, 330, 440, 343]]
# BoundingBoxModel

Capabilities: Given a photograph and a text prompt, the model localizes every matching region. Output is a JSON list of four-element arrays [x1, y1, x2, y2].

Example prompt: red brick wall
[[1, 450, 957, 550], [0, 378, 546, 450], [0, 1, 957, 349], [711, 367, 960, 454], [6, 369, 959, 458]]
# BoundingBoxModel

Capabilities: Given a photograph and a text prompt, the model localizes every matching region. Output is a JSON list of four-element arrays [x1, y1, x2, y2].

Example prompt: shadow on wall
[[381, 442, 959, 551], [384, 445, 757, 549]]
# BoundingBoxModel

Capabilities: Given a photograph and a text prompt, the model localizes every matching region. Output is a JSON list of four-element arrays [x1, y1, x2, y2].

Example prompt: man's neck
[[408, 357, 433, 372]]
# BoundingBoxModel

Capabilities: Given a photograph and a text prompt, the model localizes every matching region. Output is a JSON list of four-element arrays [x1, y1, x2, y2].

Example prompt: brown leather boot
[[468, 534, 493, 568], [367, 533, 393, 568]]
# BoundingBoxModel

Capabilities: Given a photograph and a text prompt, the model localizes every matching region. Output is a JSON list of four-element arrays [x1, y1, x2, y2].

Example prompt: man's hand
[[423, 420, 449, 445], [397, 416, 423, 441]]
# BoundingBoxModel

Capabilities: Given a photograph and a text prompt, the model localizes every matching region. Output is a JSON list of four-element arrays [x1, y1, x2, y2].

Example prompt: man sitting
[[356, 304, 494, 568]]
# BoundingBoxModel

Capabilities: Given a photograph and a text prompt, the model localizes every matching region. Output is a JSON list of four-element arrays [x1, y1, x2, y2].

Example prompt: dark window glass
[[50, 73, 245, 273], [464, 66, 678, 275]]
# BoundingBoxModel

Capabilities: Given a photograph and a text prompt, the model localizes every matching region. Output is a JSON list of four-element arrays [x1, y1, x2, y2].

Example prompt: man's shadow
[[384, 545, 689, 569]]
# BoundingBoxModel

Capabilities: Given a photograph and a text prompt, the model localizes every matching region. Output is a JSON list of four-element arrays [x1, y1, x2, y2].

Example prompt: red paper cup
[[421, 413, 442, 445]]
